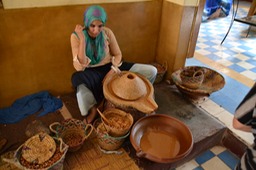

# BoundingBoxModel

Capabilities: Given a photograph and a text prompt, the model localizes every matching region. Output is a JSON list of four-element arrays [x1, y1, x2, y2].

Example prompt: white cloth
[[76, 84, 97, 116]]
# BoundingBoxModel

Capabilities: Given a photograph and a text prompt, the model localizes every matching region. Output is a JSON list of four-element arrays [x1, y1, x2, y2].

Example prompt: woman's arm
[[232, 83, 256, 133], [105, 28, 122, 67], [70, 25, 91, 71], [232, 117, 252, 132]]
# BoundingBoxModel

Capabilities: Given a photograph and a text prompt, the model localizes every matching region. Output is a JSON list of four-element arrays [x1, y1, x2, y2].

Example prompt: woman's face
[[87, 20, 104, 38]]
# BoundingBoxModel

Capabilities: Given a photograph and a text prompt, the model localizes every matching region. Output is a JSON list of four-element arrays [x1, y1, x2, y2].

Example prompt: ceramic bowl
[[130, 114, 193, 163]]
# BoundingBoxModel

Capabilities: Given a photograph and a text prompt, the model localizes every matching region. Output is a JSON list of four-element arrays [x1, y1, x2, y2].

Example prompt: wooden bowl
[[130, 114, 193, 163], [171, 66, 225, 99]]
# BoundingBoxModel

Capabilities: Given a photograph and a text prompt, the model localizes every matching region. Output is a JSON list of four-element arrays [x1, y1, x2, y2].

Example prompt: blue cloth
[[202, 0, 233, 22], [0, 91, 63, 124]]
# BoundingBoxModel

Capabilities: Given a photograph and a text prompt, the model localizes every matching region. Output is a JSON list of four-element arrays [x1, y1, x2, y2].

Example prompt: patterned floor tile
[[178, 146, 240, 170], [176, 160, 199, 170], [195, 150, 216, 165], [196, 1, 256, 81], [201, 157, 231, 170], [210, 145, 227, 155], [218, 150, 240, 169]]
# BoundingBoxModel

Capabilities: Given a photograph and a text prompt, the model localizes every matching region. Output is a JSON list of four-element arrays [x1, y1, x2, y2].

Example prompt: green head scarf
[[83, 5, 107, 65]]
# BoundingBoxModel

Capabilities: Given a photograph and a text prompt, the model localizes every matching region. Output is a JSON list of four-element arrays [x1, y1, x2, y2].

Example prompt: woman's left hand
[[74, 24, 85, 40]]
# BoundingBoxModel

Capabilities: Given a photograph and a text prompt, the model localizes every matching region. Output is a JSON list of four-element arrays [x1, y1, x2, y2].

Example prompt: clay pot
[[130, 114, 193, 163], [103, 71, 158, 114], [171, 66, 225, 100]]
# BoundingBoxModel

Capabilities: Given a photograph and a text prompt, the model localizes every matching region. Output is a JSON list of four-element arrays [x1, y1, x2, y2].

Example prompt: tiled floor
[[177, 145, 240, 170], [196, 1, 256, 81], [176, 1, 255, 169]]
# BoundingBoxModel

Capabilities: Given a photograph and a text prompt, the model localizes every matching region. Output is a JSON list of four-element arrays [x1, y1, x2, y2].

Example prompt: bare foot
[[208, 8, 221, 20], [98, 99, 105, 112], [83, 106, 98, 124]]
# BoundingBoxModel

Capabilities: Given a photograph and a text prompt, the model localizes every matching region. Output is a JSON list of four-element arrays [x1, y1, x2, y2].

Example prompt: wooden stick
[[97, 108, 110, 124]]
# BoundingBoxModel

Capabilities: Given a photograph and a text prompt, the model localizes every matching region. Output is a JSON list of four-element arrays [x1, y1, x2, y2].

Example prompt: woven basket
[[3, 136, 68, 170], [180, 67, 204, 89], [21, 132, 56, 164], [151, 62, 167, 84], [104, 99, 146, 123], [171, 66, 225, 99], [49, 118, 93, 152], [94, 120, 130, 151], [101, 108, 133, 137]]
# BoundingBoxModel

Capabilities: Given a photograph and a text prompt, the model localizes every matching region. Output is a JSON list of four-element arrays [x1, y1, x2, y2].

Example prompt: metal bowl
[[130, 114, 193, 163]]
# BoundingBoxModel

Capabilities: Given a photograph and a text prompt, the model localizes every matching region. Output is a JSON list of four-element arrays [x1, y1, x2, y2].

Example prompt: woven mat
[[63, 134, 140, 170], [59, 99, 140, 169], [0, 136, 139, 170]]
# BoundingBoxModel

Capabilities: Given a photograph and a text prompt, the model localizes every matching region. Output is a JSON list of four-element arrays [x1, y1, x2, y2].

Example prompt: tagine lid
[[103, 71, 158, 114]]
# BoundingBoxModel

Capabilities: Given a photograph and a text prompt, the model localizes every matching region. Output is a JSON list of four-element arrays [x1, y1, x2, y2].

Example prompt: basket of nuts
[[3, 133, 68, 170], [101, 108, 133, 137], [49, 118, 93, 152], [93, 119, 130, 151]]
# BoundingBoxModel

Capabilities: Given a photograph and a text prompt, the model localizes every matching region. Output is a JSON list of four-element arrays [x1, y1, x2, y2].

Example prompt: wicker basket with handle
[[101, 108, 133, 137], [93, 119, 130, 151], [151, 62, 168, 84], [180, 67, 205, 89], [49, 118, 93, 152]]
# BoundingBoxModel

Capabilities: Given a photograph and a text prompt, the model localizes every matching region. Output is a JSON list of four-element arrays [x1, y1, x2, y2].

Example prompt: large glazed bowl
[[130, 114, 193, 163]]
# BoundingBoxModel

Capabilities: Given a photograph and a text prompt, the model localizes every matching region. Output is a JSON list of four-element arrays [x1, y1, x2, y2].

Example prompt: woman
[[70, 5, 157, 124], [233, 82, 256, 170]]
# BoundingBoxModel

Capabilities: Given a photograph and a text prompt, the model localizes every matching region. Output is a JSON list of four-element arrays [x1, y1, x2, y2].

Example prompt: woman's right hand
[[74, 24, 85, 41], [102, 67, 121, 84]]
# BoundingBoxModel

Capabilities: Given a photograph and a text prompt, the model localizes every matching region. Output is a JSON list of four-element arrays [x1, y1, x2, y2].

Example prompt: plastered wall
[[156, 0, 203, 79], [0, 0, 203, 107]]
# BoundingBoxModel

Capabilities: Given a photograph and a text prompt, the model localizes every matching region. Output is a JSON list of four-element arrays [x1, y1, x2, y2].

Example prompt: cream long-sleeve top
[[70, 27, 122, 71]]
